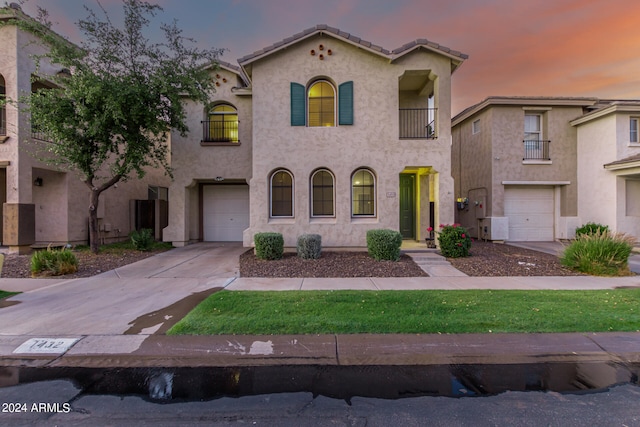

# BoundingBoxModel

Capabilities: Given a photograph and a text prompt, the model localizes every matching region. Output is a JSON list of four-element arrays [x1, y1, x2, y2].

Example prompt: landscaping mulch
[[239, 250, 428, 278], [448, 241, 582, 276]]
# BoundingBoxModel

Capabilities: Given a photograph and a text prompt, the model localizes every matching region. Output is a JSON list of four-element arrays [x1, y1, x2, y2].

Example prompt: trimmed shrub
[[130, 228, 155, 251], [366, 229, 402, 261], [561, 230, 634, 276], [31, 247, 78, 277], [575, 222, 609, 237], [297, 234, 322, 259], [254, 232, 284, 260], [437, 224, 471, 258]]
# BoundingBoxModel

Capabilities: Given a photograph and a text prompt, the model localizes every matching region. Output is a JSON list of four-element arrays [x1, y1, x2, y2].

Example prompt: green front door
[[399, 174, 415, 239]]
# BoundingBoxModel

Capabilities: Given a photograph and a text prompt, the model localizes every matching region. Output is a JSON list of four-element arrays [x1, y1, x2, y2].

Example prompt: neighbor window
[[270, 170, 294, 217], [0, 75, 5, 135], [308, 81, 335, 127], [351, 168, 375, 216], [631, 118, 639, 143], [472, 119, 480, 134], [311, 169, 335, 217], [206, 104, 238, 142]]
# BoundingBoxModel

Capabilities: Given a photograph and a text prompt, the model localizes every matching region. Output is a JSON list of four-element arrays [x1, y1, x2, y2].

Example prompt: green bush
[[561, 230, 634, 276], [30, 247, 78, 277], [366, 229, 402, 261], [437, 224, 471, 258], [297, 234, 322, 259], [130, 228, 154, 251], [254, 232, 284, 260], [575, 222, 609, 237]]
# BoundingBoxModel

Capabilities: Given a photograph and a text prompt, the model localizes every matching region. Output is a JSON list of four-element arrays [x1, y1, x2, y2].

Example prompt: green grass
[[167, 289, 640, 335], [0, 290, 19, 300]]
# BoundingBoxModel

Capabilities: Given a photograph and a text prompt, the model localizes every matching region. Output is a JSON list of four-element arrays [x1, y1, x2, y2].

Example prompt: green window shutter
[[338, 81, 354, 125], [290, 82, 306, 126]]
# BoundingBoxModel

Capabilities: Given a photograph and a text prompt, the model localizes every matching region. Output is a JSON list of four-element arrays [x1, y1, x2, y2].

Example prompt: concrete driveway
[[507, 241, 640, 274], [0, 243, 247, 335]]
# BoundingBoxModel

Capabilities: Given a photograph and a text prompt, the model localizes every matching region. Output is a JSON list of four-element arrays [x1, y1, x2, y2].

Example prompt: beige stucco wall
[[164, 67, 253, 245], [243, 34, 454, 247], [576, 115, 617, 229], [576, 112, 640, 239]]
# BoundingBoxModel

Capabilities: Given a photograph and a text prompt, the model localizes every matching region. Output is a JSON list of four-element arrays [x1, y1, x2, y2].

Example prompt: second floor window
[[524, 114, 541, 141], [308, 81, 335, 127], [631, 118, 638, 143], [0, 75, 5, 135], [206, 104, 238, 142]]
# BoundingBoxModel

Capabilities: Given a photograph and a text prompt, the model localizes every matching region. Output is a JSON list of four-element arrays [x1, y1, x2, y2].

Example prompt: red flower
[[427, 226, 433, 232], [457, 243, 462, 246], [461, 233, 466, 238]]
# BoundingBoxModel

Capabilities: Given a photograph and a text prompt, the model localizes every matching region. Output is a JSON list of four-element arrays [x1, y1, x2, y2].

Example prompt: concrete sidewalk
[[0, 242, 639, 387]]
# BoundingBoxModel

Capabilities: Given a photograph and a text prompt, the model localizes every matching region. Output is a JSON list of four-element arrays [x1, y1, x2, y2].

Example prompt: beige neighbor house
[[452, 96, 640, 242], [0, 4, 170, 253], [163, 25, 468, 248]]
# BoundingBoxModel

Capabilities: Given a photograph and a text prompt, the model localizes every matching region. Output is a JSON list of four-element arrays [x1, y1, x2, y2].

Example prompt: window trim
[[351, 168, 376, 218], [307, 80, 336, 127], [270, 169, 294, 218], [310, 168, 336, 218]]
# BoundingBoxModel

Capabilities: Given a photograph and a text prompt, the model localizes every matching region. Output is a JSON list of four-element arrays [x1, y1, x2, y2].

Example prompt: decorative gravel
[[239, 250, 429, 278], [447, 241, 583, 276]]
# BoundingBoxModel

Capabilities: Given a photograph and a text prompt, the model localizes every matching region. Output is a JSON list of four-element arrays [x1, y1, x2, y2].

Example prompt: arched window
[[270, 169, 294, 217], [308, 81, 335, 127], [351, 169, 376, 217], [206, 104, 238, 142], [0, 75, 5, 135], [311, 169, 335, 217]]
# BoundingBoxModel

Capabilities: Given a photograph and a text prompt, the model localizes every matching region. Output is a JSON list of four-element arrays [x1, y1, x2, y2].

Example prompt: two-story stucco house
[[163, 25, 467, 248], [0, 4, 169, 253], [452, 96, 640, 242], [572, 101, 640, 240]]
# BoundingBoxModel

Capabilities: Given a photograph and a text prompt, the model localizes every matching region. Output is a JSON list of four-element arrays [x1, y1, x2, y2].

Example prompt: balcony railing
[[0, 106, 5, 135], [523, 139, 551, 161], [399, 108, 437, 139], [201, 120, 238, 143]]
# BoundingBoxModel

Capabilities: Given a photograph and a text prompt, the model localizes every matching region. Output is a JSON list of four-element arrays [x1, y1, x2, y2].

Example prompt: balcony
[[523, 140, 551, 161], [399, 108, 437, 139], [201, 120, 238, 143]]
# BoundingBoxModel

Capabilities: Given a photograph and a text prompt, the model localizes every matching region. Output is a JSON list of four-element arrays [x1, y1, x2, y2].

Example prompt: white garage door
[[203, 185, 249, 241], [504, 186, 554, 241]]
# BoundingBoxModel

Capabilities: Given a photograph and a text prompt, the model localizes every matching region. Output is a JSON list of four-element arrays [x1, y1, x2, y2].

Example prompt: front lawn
[[168, 289, 640, 335], [0, 290, 18, 300]]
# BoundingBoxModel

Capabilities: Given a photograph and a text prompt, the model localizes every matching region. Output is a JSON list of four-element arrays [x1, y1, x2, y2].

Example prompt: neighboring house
[[163, 25, 467, 248], [0, 4, 169, 253], [572, 101, 640, 240], [452, 96, 640, 242]]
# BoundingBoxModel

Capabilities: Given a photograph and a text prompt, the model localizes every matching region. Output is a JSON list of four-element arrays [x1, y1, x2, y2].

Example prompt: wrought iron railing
[[399, 108, 437, 139], [523, 139, 551, 161], [201, 120, 239, 143], [0, 106, 5, 135]]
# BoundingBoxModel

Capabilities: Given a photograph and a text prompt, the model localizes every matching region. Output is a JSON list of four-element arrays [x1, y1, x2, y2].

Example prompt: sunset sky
[[17, 0, 640, 115]]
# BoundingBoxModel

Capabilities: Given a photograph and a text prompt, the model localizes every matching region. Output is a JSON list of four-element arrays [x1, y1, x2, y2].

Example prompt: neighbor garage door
[[203, 185, 249, 241], [504, 186, 554, 241]]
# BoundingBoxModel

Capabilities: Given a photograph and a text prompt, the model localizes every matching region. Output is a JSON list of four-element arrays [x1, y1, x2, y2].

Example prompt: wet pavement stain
[[124, 288, 223, 335], [0, 299, 20, 309]]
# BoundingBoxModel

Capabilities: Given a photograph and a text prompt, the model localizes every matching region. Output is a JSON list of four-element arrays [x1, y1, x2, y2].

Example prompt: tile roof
[[237, 24, 467, 65], [604, 153, 640, 168]]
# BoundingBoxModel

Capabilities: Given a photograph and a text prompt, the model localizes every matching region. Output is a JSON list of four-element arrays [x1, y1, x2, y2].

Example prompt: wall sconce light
[[34, 177, 43, 186], [214, 176, 224, 182]]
